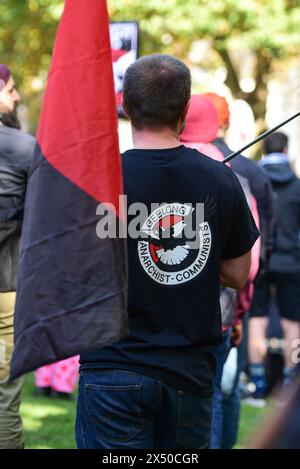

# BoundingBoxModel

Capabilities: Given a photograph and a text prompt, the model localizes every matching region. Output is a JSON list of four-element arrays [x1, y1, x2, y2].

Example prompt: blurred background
[[1, 0, 300, 164]]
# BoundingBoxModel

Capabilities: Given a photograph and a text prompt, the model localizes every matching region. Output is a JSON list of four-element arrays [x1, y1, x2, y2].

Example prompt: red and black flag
[[10, 0, 128, 380]]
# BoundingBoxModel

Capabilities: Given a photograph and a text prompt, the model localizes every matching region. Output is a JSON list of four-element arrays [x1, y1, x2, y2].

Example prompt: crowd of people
[[0, 54, 299, 449]]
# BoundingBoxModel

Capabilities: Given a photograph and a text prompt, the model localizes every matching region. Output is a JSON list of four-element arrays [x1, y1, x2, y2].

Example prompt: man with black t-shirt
[[75, 54, 259, 449]]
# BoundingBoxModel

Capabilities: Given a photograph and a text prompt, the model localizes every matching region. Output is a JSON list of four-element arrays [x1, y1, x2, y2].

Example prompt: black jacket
[[259, 153, 300, 273], [214, 137, 274, 274], [0, 124, 35, 291]]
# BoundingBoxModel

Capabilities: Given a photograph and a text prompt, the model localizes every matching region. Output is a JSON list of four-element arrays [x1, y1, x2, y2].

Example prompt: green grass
[[235, 403, 265, 448], [20, 374, 264, 449], [20, 374, 77, 449]]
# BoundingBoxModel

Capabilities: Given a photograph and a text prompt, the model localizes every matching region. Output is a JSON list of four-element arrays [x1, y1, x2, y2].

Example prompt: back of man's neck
[[132, 127, 181, 150]]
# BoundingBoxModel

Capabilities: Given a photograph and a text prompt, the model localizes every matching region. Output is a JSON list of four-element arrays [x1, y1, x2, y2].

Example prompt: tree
[[109, 0, 300, 125], [0, 0, 299, 130], [0, 0, 63, 131]]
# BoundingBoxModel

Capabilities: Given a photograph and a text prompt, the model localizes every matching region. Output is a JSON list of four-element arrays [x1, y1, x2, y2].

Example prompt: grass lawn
[[20, 373, 264, 449], [21, 374, 77, 449]]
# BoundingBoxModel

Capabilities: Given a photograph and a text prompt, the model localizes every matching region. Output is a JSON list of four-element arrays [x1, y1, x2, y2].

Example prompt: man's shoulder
[[122, 145, 228, 171], [214, 138, 264, 181], [12, 127, 36, 147], [0, 126, 36, 163], [0, 126, 36, 149], [233, 154, 268, 181], [121, 146, 238, 199]]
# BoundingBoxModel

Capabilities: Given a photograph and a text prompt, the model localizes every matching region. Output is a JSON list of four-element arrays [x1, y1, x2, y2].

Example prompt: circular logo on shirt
[[138, 203, 212, 285]]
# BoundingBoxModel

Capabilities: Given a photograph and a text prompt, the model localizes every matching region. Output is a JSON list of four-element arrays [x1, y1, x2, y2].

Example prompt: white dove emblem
[[153, 220, 190, 265]]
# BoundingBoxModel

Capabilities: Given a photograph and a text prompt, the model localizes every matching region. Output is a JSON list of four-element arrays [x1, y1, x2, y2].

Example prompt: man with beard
[[0, 64, 35, 449]]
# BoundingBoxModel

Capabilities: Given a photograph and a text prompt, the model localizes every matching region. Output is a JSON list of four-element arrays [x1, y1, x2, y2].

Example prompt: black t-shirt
[[80, 146, 259, 396]]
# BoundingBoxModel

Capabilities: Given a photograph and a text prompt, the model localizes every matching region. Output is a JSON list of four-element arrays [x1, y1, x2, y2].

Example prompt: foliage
[[109, 0, 300, 122], [0, 0, 63, 131], [0, 0, 300, 129]]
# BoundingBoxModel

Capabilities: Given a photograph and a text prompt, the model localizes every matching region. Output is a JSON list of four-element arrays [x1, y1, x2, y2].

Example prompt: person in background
[[0, 65, 35, 449], [250, 132, 300, 390], [34, 356, 79, 400], [180, 94, 260, 449], [204, 92, 274, 446], [204, 92, 274, 282]]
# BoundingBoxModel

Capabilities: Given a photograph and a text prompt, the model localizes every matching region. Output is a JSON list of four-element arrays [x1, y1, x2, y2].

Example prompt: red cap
[[180, 94, 219, 144], [203, 92, 230, 127], [0, 64, 11, 93]]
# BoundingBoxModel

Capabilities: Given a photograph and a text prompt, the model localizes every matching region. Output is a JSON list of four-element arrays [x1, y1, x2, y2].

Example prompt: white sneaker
[[243, 397, 266, 408]]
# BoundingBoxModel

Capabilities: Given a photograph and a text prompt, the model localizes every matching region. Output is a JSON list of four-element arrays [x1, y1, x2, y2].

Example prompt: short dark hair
[[123, 54, 191, 131], [264, 132, 288, 154]]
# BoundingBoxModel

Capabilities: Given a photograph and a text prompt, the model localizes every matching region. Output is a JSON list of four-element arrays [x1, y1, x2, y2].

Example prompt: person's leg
[[157, 383, 213, 449], [281, 319, 300, 380], [0, 292, 24, 449], [275, 273, 300, 384], [248, 317, 268, 398], [221, 384, 240, 448], [210, 329, 231, 449], [221, 314, 249, 449], [0, 378, 24, 449], [248, 275, 270, 398], [75, 369, 158, 449], [248, 317, 268, 364]]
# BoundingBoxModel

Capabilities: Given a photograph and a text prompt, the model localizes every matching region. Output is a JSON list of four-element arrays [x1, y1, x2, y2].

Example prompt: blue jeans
[[75, 369, 212, 449], [221, 315, 249, 448], [210, 329, 232, 449]]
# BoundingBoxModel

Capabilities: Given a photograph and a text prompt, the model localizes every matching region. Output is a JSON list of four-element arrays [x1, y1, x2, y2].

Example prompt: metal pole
[[222, 111, 300, 164]]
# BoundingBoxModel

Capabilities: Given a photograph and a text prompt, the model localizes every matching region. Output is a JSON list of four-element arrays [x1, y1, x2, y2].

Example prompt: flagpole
[[222, 111, 300, 164]]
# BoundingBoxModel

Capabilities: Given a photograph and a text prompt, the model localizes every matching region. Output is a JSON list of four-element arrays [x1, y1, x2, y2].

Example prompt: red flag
[[10, 0, 128, 380], [39, 0, 123, 211]]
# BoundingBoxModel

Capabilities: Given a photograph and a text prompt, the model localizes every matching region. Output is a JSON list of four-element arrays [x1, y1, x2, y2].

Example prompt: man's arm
[[220, 250, 251, 290]]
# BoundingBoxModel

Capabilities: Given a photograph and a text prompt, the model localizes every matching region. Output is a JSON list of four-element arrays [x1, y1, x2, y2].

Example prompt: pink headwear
[[180, 94, 219, 144]]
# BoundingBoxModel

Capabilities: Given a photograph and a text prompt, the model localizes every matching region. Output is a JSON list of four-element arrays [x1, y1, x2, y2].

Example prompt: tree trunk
[[215, 46, 272, 128]]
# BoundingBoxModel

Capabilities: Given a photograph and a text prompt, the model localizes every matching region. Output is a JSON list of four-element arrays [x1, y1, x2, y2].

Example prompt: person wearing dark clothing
[[204, 92, 274, 446], [76, 56, 259, 449], [251, 132, 300, 387], [0, 125, 34, 291], [0, 65, 35, 449], [204, 93, 274, 275], [213, 139, 274, 272], [213, 137, 275, 399]]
